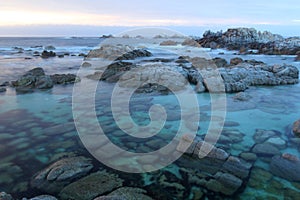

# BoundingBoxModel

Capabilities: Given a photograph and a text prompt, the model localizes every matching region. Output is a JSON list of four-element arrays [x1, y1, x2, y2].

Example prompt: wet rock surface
[[31, 157, 93, 193], [59, 171, 124, 200], [176, 136, 252, 196], [10, 68, 80, 93], [270, 154, 300, 181]]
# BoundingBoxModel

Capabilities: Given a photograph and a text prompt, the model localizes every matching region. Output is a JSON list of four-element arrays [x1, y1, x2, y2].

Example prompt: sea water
[[0, 37, 300, 199]]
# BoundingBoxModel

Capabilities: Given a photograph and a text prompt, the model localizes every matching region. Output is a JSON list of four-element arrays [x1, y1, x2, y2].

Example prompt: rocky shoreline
[[196, 28, 300, 56]]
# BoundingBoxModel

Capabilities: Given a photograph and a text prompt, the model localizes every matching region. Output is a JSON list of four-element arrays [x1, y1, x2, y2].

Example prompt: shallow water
[[0, 37, 300, 199]]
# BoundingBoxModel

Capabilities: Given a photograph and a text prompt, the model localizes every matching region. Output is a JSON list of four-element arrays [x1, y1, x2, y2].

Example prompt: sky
[[0, 0, 299, 36]]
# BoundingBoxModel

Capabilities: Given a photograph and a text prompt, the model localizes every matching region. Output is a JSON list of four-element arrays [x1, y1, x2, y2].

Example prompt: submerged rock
[[270, 154, 300, 181], [251, 143, 280, 157], [292, 119, 300, 137], [31, 156, 93, 193], [95, 187, 153, 200], [59, 171, 123, 200], [27, 195, 58, 200]]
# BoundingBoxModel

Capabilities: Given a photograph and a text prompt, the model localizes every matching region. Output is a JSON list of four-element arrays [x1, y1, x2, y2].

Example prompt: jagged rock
[[270, 154, 300, 181], [95, 187, 153, 200], [11, 68, 80, 93], [31, 157, 93, 193], [197, 28, 300, 55], [116, 49, 152, 60], [160, 40, 178, 46], [50, 74, 79, 84], [59, 171, 123, 200]]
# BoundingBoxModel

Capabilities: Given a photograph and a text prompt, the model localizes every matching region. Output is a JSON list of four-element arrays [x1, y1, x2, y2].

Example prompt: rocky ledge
[[176, 134, 252, 196], [196, 27, 300, 55], [87, 47, 299, 94], [10, 67, 80, 93]]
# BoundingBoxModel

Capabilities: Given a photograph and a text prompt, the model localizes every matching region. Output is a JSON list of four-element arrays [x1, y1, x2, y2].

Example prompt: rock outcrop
[[31, 156, 93, 193], [11, 68, 80, 93], [176, 135, 252, 196], [197, 28, 300, 55]]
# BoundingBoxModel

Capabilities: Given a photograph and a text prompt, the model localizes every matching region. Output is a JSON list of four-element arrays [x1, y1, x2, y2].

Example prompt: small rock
[[233, 92, 252, 101], [230, 57, 243, 65], [160, 40, 178, 46], [253, 129, 277, 143], [81, 62, 92, 68], [292, 119, 300, 137], [182, 39, 200, 47], [265, 137, 286, 149], [240, 152, 257, 162], [41, 50, 56, 58]]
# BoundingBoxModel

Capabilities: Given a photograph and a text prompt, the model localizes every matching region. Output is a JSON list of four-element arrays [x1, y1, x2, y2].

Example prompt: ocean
[[0, 37, 300, 199]]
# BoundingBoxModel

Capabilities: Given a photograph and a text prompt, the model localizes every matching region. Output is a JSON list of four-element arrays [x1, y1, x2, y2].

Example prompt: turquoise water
[[0, 37, 300, 199]]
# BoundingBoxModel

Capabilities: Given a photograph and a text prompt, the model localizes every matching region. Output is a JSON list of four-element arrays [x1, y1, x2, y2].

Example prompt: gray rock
[[270, 154, 300, 181], [95, 187, 153, 200], [205, 172, 243, 195], [29, 195, 58, 200], [81, 62, 92, 68], [265, 137, 286, 149], [59, 171, 123, 200], [160, 40, 178, 46], [253, 129, 277, 143], [31, 156, 93, 193], [252, 143, 280, 157], [233, 92, 252, 101], [50, 74, 79, 84], [0, 192, 13, 200]]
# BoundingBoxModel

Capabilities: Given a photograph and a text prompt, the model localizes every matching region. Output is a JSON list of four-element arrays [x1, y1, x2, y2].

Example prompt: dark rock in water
[[41, 50, 56, 58], [239, 152, 257, 162], [177, 137, 252, 196], [95, 187, 153, 200], [252, 143, 280, 157], [31, 156, 93, 193], [0, 192, 13, 200], [100, 61, 134, 82], [50, 74, 79, 84], [26, 195, 58, 200], [205, 172, 243, 195], [116, 49, 152, 60], [59, 171, 123, 200], [11, 68, 80, 93], [197, 28, 300, 55], [270, 154, 300, 181], [230, 57, 243, 65], [253, 129, 278, 143], [0, 88, 6, 93], [233, 92, 252, 101], [0, 81, 9, 87], [81, 62, 92, 68], [45, 45, 56, 50], [213, 57, 228, 68], [182, 39, 200, 47], [43, 122, 76, 136], [292, 119, 300, 137]]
